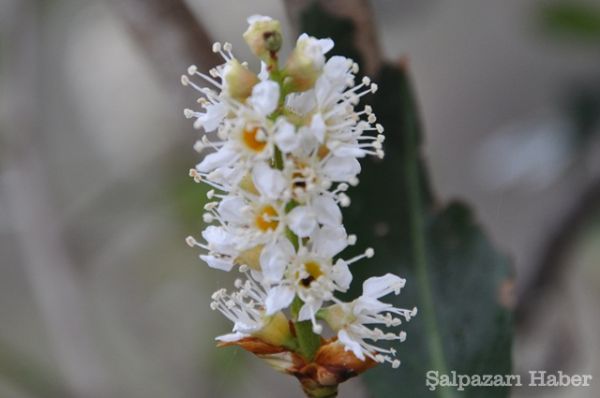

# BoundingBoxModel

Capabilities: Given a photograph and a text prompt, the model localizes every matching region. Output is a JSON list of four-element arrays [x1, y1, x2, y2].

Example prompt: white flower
[[182, 16, 415, 370], [211, 267, 291, 345], [321, 274, 417, 368], [248, 80, 280, 117], [260, 225, 372, 332], [293, 33, 334, 71]]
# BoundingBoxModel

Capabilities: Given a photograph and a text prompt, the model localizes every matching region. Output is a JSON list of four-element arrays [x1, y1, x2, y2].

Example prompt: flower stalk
[[182, 14, 416, 396]]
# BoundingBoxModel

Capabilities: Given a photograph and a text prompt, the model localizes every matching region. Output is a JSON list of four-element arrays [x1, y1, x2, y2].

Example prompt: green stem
[[403, 89, 454, 398], [267, 50, 321, 363], [302, 384, 338, 398], [291, 297, 321, 361]]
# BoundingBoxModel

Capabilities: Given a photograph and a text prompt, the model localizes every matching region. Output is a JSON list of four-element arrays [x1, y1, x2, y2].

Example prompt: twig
[[108, 0, 220, 83], [516, 178, 600, 324]]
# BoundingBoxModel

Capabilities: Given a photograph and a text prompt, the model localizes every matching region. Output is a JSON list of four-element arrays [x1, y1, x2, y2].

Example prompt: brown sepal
[[217, 337, 287, 355]]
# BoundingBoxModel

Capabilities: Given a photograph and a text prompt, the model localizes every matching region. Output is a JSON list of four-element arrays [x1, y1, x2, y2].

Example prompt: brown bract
[[219, 337, 376, 398]]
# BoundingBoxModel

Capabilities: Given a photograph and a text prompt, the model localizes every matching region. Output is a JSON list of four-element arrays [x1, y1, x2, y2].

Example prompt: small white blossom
[[321, 274, 417, 368], [182, 15, 415, 370]]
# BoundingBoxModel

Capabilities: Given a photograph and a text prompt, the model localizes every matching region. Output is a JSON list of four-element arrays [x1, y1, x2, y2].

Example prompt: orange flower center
[[242, 126, 267, 152], [255, 205, 279, 231], [301, 261, 323, 287]]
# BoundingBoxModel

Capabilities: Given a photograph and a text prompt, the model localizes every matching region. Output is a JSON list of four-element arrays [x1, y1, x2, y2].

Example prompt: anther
[[212, 42, 222, 53], [365, 248, 375, 258], [185, 236, 197, 247], [187, 65, 198, 75]]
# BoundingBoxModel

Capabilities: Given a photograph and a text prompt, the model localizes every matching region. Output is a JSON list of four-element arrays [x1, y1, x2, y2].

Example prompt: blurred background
[[1, 0, 599, 397]]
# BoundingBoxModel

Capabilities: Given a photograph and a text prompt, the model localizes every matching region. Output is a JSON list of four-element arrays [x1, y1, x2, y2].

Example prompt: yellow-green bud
[[223, 59, 259, 101], [243, 15, 283, 63], [254, 312, 295, 348], [283, 34, 334, 92]]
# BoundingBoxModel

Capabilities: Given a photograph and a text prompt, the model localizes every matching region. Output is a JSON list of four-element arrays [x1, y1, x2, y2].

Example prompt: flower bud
[[235, 245, 263, 270], [254, 312, 295, 349], [284, 33, 334, 92], [319, 304, 354, 332], [223, 59, 259, 101], [243, 15, 283, 63]]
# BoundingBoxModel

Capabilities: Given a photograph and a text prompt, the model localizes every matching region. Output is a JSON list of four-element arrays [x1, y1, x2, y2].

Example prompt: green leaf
[[540, 3, 600, 42], [298, 3, 513, 397]]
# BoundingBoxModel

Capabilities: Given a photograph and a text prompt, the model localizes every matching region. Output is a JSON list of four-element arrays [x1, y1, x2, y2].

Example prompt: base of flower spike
[[301, 383, 338, 398], [219, 336, 377, 397]]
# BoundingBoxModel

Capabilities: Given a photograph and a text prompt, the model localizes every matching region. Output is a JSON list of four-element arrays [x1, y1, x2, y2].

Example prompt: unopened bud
[[223, 59, 259, 101], [283, 34, 333, 92], [243, 15, 283, 62]]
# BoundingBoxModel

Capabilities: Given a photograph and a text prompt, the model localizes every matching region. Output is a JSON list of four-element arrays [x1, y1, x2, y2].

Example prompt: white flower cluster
[[183, 15, 416, 368]]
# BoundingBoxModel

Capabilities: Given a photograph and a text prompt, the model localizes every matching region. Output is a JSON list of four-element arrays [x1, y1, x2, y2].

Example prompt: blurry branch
[[516, 178, 600, 324], [108, 0, 220, 83], [283, 0, 383, 76], [1, 2, 110, 397]]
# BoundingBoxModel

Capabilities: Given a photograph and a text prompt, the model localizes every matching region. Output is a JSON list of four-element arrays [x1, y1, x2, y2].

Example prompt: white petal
[[265, 286, 295, 315], [313, 195, 342, 227], [322, 156, 361, 182], [362, 274, 406, 298], [218, 196, 247, 224], [317, 38, 334, 54], [260, 240, 294, 283], [296, 126, 319, 156], [310, 113, 326, 143], [247, 14, 272, 24], [324, 56, 351, 81], [311, 225, 348, 258], [274, 119, 299, 153], [338, 329, 365, 360], [252, 162, 287, 200], [196, 102, 227, 132], [200, 254, 234, 271], [298, 300, 323, 321], [196, 146, 239, 173], [215, 332, 247, 342], [202, 226, 236, 254], [285, 91, 316, 117], [332, 260, 352, 292], [287, 206, 317, 237], [249, 80, 280, 116]]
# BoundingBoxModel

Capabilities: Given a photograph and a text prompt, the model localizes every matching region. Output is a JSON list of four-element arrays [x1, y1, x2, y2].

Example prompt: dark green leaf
[[299, 3, 513, 397]]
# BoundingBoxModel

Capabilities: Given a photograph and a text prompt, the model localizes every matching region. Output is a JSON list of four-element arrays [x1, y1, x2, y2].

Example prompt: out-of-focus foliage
[[300, 3, 513, 397], [0, 339, 70, 398], [540, 3, 600, 42]]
